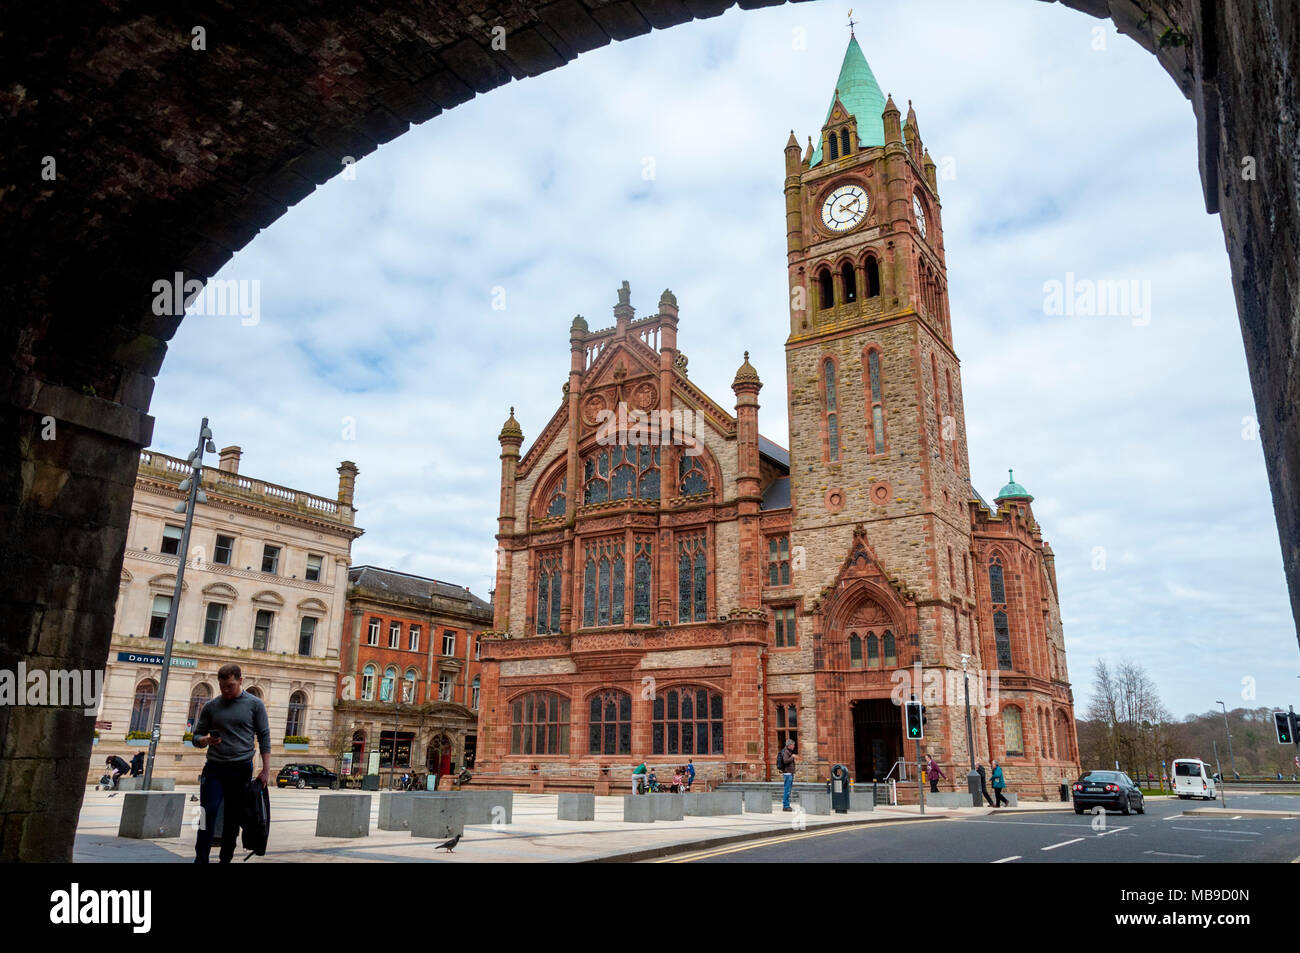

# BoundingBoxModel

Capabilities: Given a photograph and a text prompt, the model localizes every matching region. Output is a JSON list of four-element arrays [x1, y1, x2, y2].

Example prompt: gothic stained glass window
[[510, 692, 570, 755], [866, 633, 879, 668], [588, 689, 632, 755], [849, 633, 862, 668], [1002, 706, 1024, 756], [582, 445, 660, 504], [866, 348, 886, 454], [989, 557, 1006, 604], [883, 630, 897, 666], [676, 532, 707, 622], [679, 452, 708, 496], [536, 573, 549, 635], [994, 610, 1013, 671], [633, 537, 653, 624], [549, 569, 561, 633], [768, 536, 790, 586], [536, 552, 563, 634], [824, 358, 839, 462], [582, 538, 625, 628], [545, 476, 566, 518], [652, 687, 723, 756]]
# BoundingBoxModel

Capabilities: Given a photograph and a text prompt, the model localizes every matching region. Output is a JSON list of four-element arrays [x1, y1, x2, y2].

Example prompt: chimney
[[218, 446, 242, 474], [337, 461, 359, 508]]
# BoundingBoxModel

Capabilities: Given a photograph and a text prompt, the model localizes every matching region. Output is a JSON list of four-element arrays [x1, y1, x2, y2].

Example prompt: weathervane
[[847, 9, 856, 37]]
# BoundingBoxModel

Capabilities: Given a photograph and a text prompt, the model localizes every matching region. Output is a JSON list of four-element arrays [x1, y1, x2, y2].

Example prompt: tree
[[1083, 658, 1178, 779], [325, 722, 354, 775]]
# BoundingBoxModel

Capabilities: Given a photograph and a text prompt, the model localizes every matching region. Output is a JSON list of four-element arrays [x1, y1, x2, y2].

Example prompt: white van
[[1172, 759, 1217, 799]]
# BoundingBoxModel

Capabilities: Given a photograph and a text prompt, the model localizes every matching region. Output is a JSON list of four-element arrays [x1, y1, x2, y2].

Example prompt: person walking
[[777, 739, 797, 812], [685, 758, 695, 791], [191, 663, 271, 863], [631, 760, 647, 795], [991, 760, 1009, 807], [926, 755, 946, 794], [975, 761, 994, 806]]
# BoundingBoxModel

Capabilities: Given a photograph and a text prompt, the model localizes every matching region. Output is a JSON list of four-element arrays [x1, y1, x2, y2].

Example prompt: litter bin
[[828, 763, 850, 814], [1059, 781, 1069, 802]]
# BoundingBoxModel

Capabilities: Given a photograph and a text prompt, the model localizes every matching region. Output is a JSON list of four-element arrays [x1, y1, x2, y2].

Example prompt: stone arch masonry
[[0, 0, 1296, 860]]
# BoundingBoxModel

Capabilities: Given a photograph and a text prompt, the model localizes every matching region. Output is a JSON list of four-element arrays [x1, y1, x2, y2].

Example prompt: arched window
[[129, 678, 158, 733], [581, 537, 624, 628], [865, 256, 881, 298], [545, 475, 566, 518], [588, 689, 632, 755], [840, 128, 850, 156], [774, 701, 798, 749], [535, 551, 562, 634], [1055, 710, 1071, 762], [989, 556, 1006, 604], [945, 369, 960, 474], [849, 633, 862, 668], [931, 353, 944, 461], [402, 669, 418, 704], [828, 132, 839, 160], [186, 683, 211, 733], [509, 692, 570, 755], [841, 261, 857, 303], [583, 445, 660, 504], [679, 452, 709, 496], [245, 686, 263, 701], [350, 730, 365, 776], [818, 268, 834, 310], [286, 691, 307, 737], [883, 631, 897, 667], [866, 634, 879, 668], [633, 536, 654, 625], [381, 666, 397, 702], [677, 532, 708, 623], [1002, 707, 1024, 756], [865, 347, 886, 454], [361, 664, 376, 701], [824, 358, 839, 463], [993, 610, 1013, 671], [652, 686, 723, 755], [471, 676, 480, 711]]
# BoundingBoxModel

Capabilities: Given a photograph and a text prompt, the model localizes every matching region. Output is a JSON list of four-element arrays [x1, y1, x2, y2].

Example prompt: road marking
[[1095, 826, 1129, 837], [656, 818, 935, 862], [1041, 837, 1084, 851], [1170, 826, 1262, 836], [1145, 850, 1204, 859], [991, 855, 1021, 863], [1232, 815, 1242, 820]]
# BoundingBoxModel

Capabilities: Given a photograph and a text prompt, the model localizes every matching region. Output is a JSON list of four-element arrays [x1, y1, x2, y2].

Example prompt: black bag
[[240, 779, 270, 860]]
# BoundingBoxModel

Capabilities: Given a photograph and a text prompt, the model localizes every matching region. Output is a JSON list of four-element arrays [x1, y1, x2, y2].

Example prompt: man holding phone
[[191, 663, 271, 863]]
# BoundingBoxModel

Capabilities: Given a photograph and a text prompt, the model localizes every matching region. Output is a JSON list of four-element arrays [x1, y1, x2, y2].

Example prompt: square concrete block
[[651, 793, 684, 820], [848, 791, 874, 811], [800, 792, 831, 815], [118, 792, 185, 839], [623, 795, 655, 823], [315, 793, 371, 838], [558, 793, 595, 821], [410, 795, 465, 839], [378, 792, 420, 831], [461, 790, 513, 825], [743, 790, 772, 813], [683, 792, 713, 816], [713, 791, 743, 815], [120, 777, 177, 792]]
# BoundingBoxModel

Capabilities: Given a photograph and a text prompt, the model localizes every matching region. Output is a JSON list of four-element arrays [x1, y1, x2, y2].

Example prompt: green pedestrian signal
[[1275, 710, 1295, 745], [905, 701, 924, 740]]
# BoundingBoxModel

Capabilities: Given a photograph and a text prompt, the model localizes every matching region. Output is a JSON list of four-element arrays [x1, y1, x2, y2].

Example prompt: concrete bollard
[[117, 777, 176, 792], [315, 793, 371, 838], [558, 793, 596, 821], [378, 792, 420, 831], [410, 795, 466, 840], [461, 790, 513, 825], [743, 790, 772, 813], [118, 792, 185, 839], [713, 791, 743, 815], [651, 793, 685, 821], [623, 795, 655, 823], [848, 791, 874, 811], [800, 792, 832, 815], [683, 792, 713, 816]]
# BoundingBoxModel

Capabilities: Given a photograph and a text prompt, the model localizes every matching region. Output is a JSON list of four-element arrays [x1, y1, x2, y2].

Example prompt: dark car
[[1072, 770, 1144, 815], [276, 763, 338, 790]]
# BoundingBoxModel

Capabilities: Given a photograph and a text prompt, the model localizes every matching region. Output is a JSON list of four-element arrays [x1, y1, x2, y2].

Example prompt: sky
[[153, 0, 1299, 720]]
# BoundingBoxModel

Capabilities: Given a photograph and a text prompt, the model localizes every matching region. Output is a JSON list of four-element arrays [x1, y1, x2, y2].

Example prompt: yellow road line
[[655, 818, 938, 863]]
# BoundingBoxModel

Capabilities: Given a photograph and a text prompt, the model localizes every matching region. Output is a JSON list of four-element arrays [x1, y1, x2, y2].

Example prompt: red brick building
[[475, 36, 1080, 798], [336, 566, 492, 779]]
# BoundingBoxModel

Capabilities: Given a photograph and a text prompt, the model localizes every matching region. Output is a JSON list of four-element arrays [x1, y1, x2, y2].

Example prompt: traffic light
[[905, 701, 925, 740], [1275, 710, 1295, 745]]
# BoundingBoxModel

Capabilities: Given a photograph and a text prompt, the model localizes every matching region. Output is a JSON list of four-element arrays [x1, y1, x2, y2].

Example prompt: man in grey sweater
[[192, 663, 271, 863]]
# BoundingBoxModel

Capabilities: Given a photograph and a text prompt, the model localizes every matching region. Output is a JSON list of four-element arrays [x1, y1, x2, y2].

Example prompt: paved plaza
[[73, 786, 1076, 863]]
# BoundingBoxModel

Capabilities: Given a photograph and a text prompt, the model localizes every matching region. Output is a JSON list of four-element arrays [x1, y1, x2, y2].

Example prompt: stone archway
[[2, 1, 1297, 861]]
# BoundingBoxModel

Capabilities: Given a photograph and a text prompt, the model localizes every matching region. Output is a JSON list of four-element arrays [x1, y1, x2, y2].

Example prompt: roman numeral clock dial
[[820, 184, 868, 232]]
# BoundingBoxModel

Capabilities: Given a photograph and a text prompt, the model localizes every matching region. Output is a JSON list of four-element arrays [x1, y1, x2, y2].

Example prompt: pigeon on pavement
[[435, 833, 460, 852]]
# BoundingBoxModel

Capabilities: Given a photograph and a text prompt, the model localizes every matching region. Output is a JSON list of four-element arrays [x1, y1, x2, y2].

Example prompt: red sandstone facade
[[475, 39, 1079, 798]]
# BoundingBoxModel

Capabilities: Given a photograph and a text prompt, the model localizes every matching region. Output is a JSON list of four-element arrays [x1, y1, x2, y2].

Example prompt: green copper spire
[[996, 469, 1033, 501], [810, 36, 887, 167]]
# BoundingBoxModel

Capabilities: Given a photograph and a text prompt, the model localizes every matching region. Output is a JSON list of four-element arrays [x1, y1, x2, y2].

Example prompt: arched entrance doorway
[[426, 733, 454, 777]]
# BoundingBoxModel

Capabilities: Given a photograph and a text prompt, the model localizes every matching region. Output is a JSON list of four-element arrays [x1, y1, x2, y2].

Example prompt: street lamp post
[[961, 653, 981, 806], [1216, 700, 1237, 780], [142, 417, 216, 791]]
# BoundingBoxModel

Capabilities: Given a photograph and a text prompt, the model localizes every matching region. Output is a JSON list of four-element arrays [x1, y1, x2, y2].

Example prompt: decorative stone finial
[[498, 407, 523, 443], [732, 351, 761, 388], [617, 280, 631, 306]]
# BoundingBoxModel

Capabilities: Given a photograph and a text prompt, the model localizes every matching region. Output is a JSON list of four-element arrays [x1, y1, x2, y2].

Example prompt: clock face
[[913, 195, 927, 238], [821, 184, 868, 232]]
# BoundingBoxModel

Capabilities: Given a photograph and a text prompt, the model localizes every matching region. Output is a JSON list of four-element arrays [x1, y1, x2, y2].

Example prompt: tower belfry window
[[818, 269, 834, 310], [828, 132, 839, 160], [841, 262, 857, 303], [866, 258, 881, 298], [840, 129, 850, 156]]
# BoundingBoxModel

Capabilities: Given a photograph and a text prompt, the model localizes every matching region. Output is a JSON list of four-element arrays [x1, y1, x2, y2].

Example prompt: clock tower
[[781, 34, 981, 772]]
